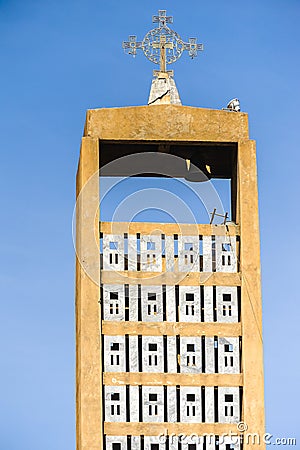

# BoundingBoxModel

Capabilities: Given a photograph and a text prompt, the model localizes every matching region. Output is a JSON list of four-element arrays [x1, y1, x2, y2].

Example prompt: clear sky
[[1, 1, 300, 449]]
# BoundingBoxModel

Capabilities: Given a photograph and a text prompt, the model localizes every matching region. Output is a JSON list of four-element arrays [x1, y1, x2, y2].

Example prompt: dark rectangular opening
[[162, 285, 166, 321], [138, 335, 142, 372], [138, 285, 142, 321], [163, 335, 168, 373], [125, 335, 129, 372], [125, 285, 129, 321], [126, 385, 130, 422]]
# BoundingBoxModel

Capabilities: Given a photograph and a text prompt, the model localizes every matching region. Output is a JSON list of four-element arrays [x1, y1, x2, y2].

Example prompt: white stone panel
[[166, 285, 176, 322], [206, 435, 216, 450], [204, 286, 214, 322], [140, 235, 162, 272], [128, 234, 137, 271], [129, 336, 138, 372], [103, 234, 125, 271], [215, 236, 237, 273], [218, 337, 240, 374], [141, 286, 163, 322], [142, 336, 164, 373], [131, 436, 141, 450], [218, 387, 240, 423], [129, 386, 139, 422], [165, 235, 175, 272], [205, 337, 215, 374], [216, 287, 238, 323], [179, 286, 201, 322], [106, 436, 127, 450], [129, 285, 138, 321], [202, 235, 212, 272], [103, 284, 125, 321], [167, 386, 177, 422], [104, 336, 126, 372], [181, 435, 204, 450], [178, 236, 200, 272], [180, 386, 202, 422], [167, 336, 177, 373], [205, 387, 215, 423], [142, 386, 164, 422], [104, 386, 126, 422], [180, 337, 202, 373]]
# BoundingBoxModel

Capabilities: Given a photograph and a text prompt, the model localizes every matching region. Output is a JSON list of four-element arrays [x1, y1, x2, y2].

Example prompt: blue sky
[[1, 0, 300, 449]]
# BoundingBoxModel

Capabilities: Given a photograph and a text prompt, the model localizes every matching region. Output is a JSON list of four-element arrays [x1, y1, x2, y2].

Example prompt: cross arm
[[152, 10, 173, 27]]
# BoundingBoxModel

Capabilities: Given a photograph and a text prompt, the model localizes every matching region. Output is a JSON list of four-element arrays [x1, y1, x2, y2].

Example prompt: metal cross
[[184, 38, 204, 59], [122, 10, 204, 76], [122, 35, 142, 57]]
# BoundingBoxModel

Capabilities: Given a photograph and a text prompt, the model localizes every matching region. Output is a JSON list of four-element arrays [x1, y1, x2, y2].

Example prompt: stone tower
[[76, 10, 265, 450]]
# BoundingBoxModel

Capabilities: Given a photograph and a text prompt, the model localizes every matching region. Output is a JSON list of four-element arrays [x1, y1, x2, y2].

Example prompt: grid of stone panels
[[101, 228, 241, 450]]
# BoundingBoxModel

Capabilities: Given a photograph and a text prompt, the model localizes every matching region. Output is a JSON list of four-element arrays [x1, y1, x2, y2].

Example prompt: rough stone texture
[[142, 386, 164, 422], [167, 386, 177, 422], [76, 137, 101, 450], [148, 76, 181, 106], [180, 337, 202, 374], [203, 286, 214, 322], [142, 336, 164, 373], [165, 235, 175, 272], [140, 235, 163, 272], [166, 286, 176, 322], [202, 236, 212, 272], [129, 336, 139, 372], [129, 285, 139, 322], [167, 336, 177, 373], [103, 234, 125, 271], [129, 386, 139, 422], [180, 386, 202, 422], [84, 105, 249, 142], [205, 337, 215, 374], [205, 387, 215, 423], [103, 284, 125, 321], [132, 436, 141, 450]]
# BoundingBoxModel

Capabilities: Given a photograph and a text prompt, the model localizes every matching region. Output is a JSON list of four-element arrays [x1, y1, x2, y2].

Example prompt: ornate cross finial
[[122, 10, 204, 77]]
